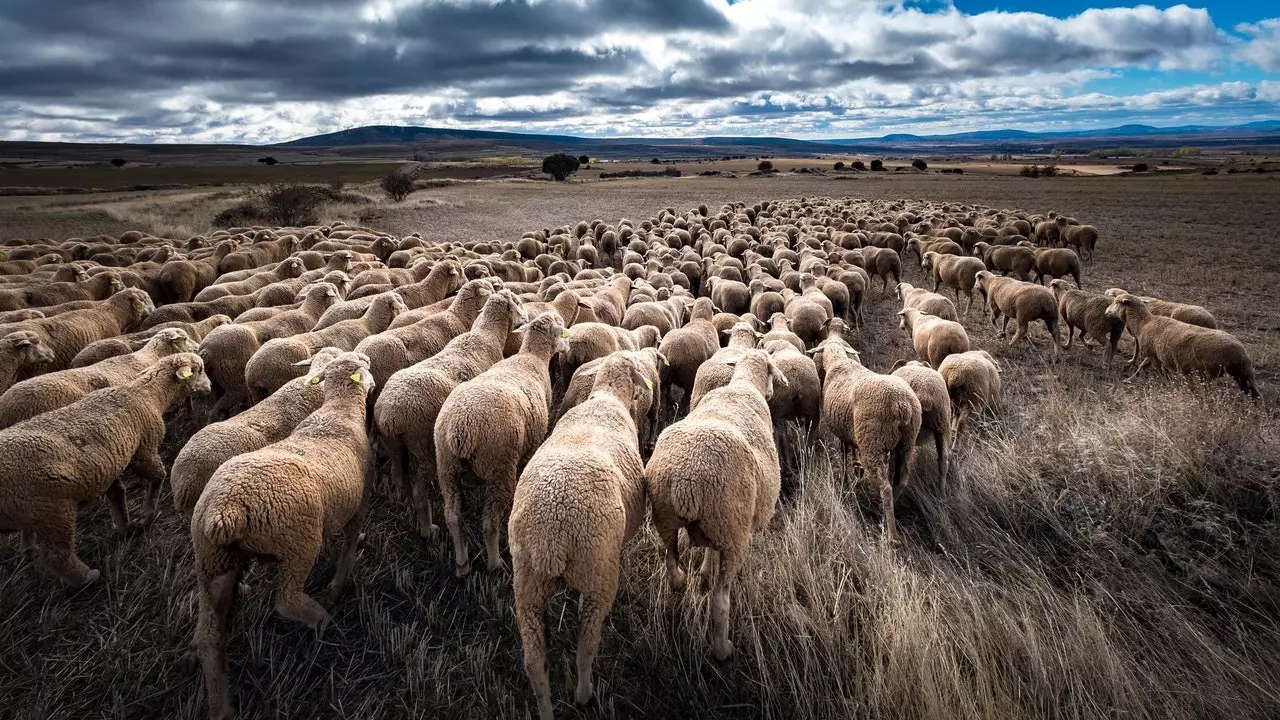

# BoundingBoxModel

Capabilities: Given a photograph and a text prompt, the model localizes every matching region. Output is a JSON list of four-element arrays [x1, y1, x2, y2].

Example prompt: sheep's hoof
[[711, 638, 734, 662], [313, 612, 332, 640], [179, 650, 198, 673], [72, 569, 101, 588], [669, 568, 687, 592], [486, 557, 509, 574], [574, 680, 595, 706], [417, 524, 440, 540], [455, 560, 472, 578]]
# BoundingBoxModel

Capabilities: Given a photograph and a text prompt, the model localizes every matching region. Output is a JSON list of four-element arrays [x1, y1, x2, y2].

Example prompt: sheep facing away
[[1050, 280, 1123, 369], [645, 349, 787, 661], [189, 352, 376, 720], [0, 354, 210, 587], [509, 353, 650, 719]]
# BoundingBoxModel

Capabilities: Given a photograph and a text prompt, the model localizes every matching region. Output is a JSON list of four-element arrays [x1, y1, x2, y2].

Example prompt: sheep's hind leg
[[104, 479, 134, 536], [436, 450, 471, 576], [322, 519, 365, 604], [571, 570, 619, 707], [709, 543, 745, 662], [513, 568, 556, 720], [32, 503, 98, 587], [481, 462, 518, 573], [194, 568, 240, 720], [273, 530, 329, 635]]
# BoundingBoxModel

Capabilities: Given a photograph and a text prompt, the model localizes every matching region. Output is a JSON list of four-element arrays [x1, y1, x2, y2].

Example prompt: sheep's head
[[1048, 279, 1070, 297], [169, 353, 212, 395], [307, 351, 375, 396], [1105, 293, 1143, 322], [921, 252, 937, 272], [152, 328, 199, 354], [121, 289, 155, 319], [2, 331, 55, 365], [896, 308, 912, 331], [974, 271, 994, 293], [104, 273, 125, 293]]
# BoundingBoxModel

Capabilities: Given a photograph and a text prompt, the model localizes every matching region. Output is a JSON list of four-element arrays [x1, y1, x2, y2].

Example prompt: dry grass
[[2, 174, 1279, 720]]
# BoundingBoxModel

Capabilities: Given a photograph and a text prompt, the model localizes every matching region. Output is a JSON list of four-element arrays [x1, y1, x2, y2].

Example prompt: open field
[[1, 172, 1278, 720]]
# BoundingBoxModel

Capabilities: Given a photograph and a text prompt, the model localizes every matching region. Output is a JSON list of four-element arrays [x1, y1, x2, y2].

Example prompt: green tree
[[757, 160, 774, 172], [541, 153, 581, 181], [912, 159, 928, 171], [870, 159, 885, 171]]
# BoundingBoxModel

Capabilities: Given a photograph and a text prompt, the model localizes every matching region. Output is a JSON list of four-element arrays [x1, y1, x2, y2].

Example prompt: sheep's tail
[[197, 500, 248, 548]]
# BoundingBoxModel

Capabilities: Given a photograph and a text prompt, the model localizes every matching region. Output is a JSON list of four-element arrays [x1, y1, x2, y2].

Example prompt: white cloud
[[1236, 18, 1280, 71]]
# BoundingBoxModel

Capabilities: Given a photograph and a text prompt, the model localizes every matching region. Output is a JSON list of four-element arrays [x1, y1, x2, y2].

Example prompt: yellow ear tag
[[181, 368, 193, 378], [644, 378, 653, 389], [310, 376, 322, 385], [349, 372, 362, 383], [662, 357, 669, 366], [560, 330, 571, 339], [133, 302, 145, 312]]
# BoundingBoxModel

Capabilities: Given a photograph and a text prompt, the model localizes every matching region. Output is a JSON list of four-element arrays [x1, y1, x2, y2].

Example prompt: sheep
[[557, 348, 664, 456], [655, 296, 718, 416], [189, 352, 375, 720], [0, 270, 124, 311], [198, 282, 340, 421], [1028, 247, 1082, 288], [0, 331, 56, 395], [0, 287, 154, 375], [71, 314, 231, 368], [509, 353, 650, 719], [896, 282, 959, 322], [645, 349, 787, 661], [762, 339, 821, 489], [855, 246, 901, 294], [973, 242, 1035, 280], [975, 272, 1061, 351], [171, 348, 345, 517], [923, 251, 985, 315], [812, 340, 920, 545], [153, 242, 234, 304], [1105, 294, 1258, 397], [555, 322, 660, 396], [891, 361, 952, 481], [1050, 280, 1123, 368], [0, 328, 199, 429], [0, 309, 45, 324], [1103, 288, 1217, 328], [936, 350, 1002, 432], [1056, 219, 1099, 260], [194, 257, 305, 302], [0, 353, 210, 587], [373, 290, 527, 538], [434, 312, 569, 576], [244, 293, 405, 400], [314, 259, 463, 329], [782, 289, 828, 349], [897, 308, 970, 369]]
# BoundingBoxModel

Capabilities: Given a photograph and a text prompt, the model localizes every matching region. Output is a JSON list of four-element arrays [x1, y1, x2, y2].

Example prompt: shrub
[[1041, 165, 1058, 177], [1132, 163, 1150, 173], [380, 172, 415, 202], [870, 159, 885, 171], [256, 183, 326, 226], [257, 157, 278, 166], [578, 155, 590, 165], [851, 160, 867, 171], [327, 179, 346, 192], [1020, 165, 1041, 178], [541, 153, 581, 181], [1202, 169, 1219, 175], [833, 161, 845, 170], [651, 158, 661, 164], [758, 160, 774, 172], [212, 200, 264, 228], [110, 158, 126, 169], [912, 159, 928, 171], [952, 167, 963, 174]]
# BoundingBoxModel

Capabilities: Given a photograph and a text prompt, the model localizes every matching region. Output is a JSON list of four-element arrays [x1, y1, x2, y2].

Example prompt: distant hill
[[275, 121, 1280, 158]]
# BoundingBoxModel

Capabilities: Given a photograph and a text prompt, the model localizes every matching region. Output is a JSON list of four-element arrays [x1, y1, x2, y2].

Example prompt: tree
[[541, 153, 581, 181], [380, 172, 415, 202], [833, 161, 845, 170], [257, 183, 325, 226], [851, 160, 867, 171], [757, 160, 774, 172], [1132, 163, 1149, 172], [912, 159, 928, 171], [578, 155, 590, 165], [258, 156, 278, 166], [110, 158, 126, 169], [870, 159, 885, 171], [650, 158, 661, 164]]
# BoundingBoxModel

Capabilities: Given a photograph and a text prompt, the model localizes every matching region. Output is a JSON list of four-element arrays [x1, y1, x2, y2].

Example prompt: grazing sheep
[[924, 252, 985, 315], [0, 331, 56, 395], [762, 339, 821, 488], [0, 287, 153, 375], [1104, 288, 1217, 328], [190, 353, 375, 720], [244, 293, 405, 400], [937, 350, 1002, 432], [646, 349, 787, 661], [973, 242, 1035, 281], [1105, 294, 1259, 397], [688, 321, 762, 409], [1050, 280, 1123, 368], [896, 282, 959, 322], [1030, 247, 1082, 288], [655, 297, 718, 416], [509, 353, 649, 719], [855, 246, 901, 294], [813, 341, 921, 545], [0, 328, 199, 429], [170, 348, 344, 517], [434, 312, 568, 576], [373, 290, 526, 538], [897, 308, 970, 369], [0, 354, 210, 587], [975, 272, 1060, 351], [1056, 219, 1099, 260], [71, 314, 231, 368], [891, 361, 952, 481], [558, 348, 664, 456]]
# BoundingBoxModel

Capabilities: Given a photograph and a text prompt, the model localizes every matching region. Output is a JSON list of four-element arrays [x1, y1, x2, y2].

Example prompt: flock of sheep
[[0, 196, 1261, 720]]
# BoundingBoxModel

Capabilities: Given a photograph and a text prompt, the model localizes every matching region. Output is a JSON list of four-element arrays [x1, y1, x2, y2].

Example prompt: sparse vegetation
[[912, 158, 928, 171], [110, 158, 126, 169], [833, 161, 845, 170], [257, 156, 279, 166], [541, 153, 581, 181], [578, 155, 590, 165], [379, 171, 415, 202], [758, 160, 774, 172], [852, 160, 867, 171], [1020, 164, 1059, 178], [871, 159, 885, 171]]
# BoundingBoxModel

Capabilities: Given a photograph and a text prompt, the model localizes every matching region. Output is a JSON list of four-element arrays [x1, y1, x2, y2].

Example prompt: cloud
[[1236, 19, 1280, 71], [0, 0, 1270, 142]]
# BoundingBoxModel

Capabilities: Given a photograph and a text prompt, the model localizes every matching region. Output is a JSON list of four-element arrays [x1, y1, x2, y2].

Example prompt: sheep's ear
[[560, 328, 571, 339], [308, 374, 324, 385], [806, 346, 821, 355], [577, 300, 592, 309], [327, 288, 338, 297], [349, 371, 362, 384], [176, 366, 194, 380], [655, 351, 669, 366], [754, 331, 765, 338], [890, 359, 908, 371], [512, 324, 530, 334], [720, 328, 732, 335], [13, 335, 32, 347], [292, 357, 313, 366]]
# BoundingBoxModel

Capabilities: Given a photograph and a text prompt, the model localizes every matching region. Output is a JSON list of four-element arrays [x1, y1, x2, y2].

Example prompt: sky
[[0, 0, 1276, 144]]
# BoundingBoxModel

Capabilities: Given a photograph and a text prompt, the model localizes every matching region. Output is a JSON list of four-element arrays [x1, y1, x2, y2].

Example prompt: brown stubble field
[[1, 170, 1278, 720]]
